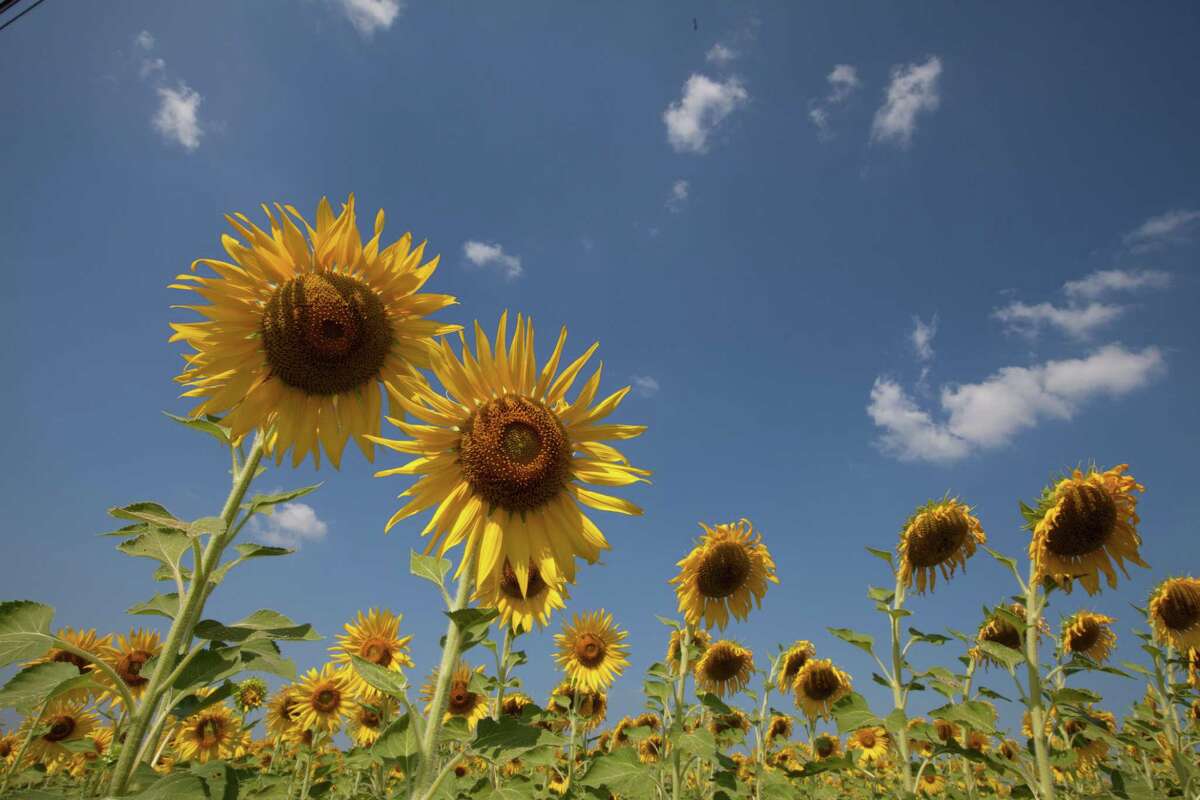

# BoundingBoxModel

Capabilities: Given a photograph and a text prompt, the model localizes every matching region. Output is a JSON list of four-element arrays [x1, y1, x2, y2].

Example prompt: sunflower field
[[1, 196, 1198, 800]]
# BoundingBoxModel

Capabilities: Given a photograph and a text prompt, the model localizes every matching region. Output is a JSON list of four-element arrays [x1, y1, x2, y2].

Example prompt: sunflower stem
[[888, 571, 915, 796], [492, 625, 514, 722], [1022, 560, 1055, 800], [670, 624, 692, 800], [1150, 645, 1190, 792]]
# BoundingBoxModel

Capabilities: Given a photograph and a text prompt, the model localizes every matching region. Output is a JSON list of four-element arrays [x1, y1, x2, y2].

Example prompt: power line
[[0, 0, 49, 34]]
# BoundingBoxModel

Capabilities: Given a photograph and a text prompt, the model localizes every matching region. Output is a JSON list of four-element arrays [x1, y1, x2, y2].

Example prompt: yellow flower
[[547, 683, 608, 731], [667, 627, 710, 673], [347, 698, 395, 747], [638, 734, 664, 764], [931, 718, 960, 746], [24, 699, 97, 765], [170, 195, 457, 468], [848, 726, 889, 765], [776, 640, 816, 693], [554, 611, 630, 692], [265, 686, 302, 739], [1025, 464, 1147, 594], [371, 312, 649, 588], [330, 608, 414, 698], [475, 559, 569, 633], [898, 498, 986, 593], [811, 733, 841, 760], [671, 519, 778, 630], [766, 714, 792, 745], [693, 640, 754, 697], [294, 664, 354, 734], [708, 710, 750, 739], [1148, 576, 1200, 650], [420, 661, 490, 729], [964, 729, 991, 753], [175, 703, 240, 764], [971, 603, 1045, 667], [1059, 710, 1116, 773], [916, 768, 947, 795], [1187, 647, 1200, 690], [235, 677, 268, 712], [26, 628, 113, 696], [500, 692, 532, 719], [1060, 611, 1117, 662], [0, 730, 20, 767], [792, 659, 852, 721], [99, 629, 161, 708]]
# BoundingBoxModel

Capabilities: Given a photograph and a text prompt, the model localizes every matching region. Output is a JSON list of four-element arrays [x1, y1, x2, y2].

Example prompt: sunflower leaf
[[0, 600, 55, 667], [127, 772, 213, 800], [349, 654, 408, 697], [410, 551, 451, 587], [171, 648, 240, 691], [698, 692, 733, 715], [118, 529, 192, 569], [245, 485, 322, 515], [977, 641, 1024, 670], [193, 610, 320, 643], [372, 714, 422, 762], [127, 593, 180, 620], [170, 681, 235, 720], [827, 627, 876, 656], [579, 748, 646, 795], [109, 501, 187, 529], [0, 662, 95, 712], [865, 547, 894, 567], [930, 699, 997, 733], [163, 412, 231, 445], [832, 692, 879, 734], [187, 517, 226, 539], [472, 716, 566, 763], [444, 608, 499, 653]]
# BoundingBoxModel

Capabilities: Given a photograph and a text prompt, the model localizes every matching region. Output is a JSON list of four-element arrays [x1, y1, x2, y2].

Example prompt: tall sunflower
[[765, 714, 792, 745], [475, 559, 569, 633], [330, 608, 414, 698], [420, 661, 490, 729], [897, 498, 986, 593], [671, 519, 777, 630], [708, 710, 750, 739], [99, 629, 161, 708], [294, 664, 353, 734], [170, 195, 457, 468], [1058, 710, 1115, 774], [24, 699, 97, 764], [1148, 576, 1200, 649], [554, 611, 630, 692], [235, 677, 268, 713], [792, 659, 852, 721], [370, 312, 649, 588], [1024, 464, 1147, 594], [776, 640, 817, 693], [693, 640, 754, 697], [916, 769, 947, 796], [1060, 611, 1117, 663], [174, 703, 240, 764]]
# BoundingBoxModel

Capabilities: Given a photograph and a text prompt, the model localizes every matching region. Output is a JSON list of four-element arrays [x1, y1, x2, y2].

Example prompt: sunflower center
[[459, 396, 572, 513], [196, 718, 222, 748], [447, 682, 476, 715], [1044, 483, 1117, 557], [313, 687, 341, 713], [983, 621, 1021, 651], [906, 512, 970, 568], [801, 667, 839, 701], [574, 633, 607, 668], [52, 650, 91, 674], [261, 271, 392, 396], [500, 561, 547, 600], [1068, 620, 1102, 653], [696, 541, 753, 599], [857, 731, 877, 748], [0, 740, 12, 758], [361, 640, 394, 667], [1158, 582, 1200, 632], [117, 650, 152, 687], [815, 737, 834, 758], [45, 716, 76, 742], [703, 648, 746, 682], [359, 709, 381, 729], [923, 773, 939, 785], [934, 721, 955, 742]]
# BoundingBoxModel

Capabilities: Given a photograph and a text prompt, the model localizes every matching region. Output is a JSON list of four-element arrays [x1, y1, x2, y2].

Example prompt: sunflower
[[371, 312, 649, 589], [265, 686, 301, 739], [898, 498, 986, 593], [421, 661, 490, 729], [667, 627, 711, 673], [931, 719, 960, 746], [848, 726, 889, 765], [1188, 647, 1200, 689], [174, 703, 240, 764], [997, 739, 1021, 761], [99, 629, 161, 707], [1060, 611, 1117, 662], [792, 659, 852, 721], [811, 733, 841, 761], [476, 559, 569, 633], [708, 710, 750, 739], [972, 603, 1044, 666], [1021, 707, 1057, 739], [548, 683, 607, 731], [1025, 464, 1147, 594], [0, 730, 19, 767], [777, 640, 817, 693], [916, 768, 947, 796], [964, 729, 991, 753], [66, 724, 113, 778], [347, 697, 395, 747], [1148, 576, 1200, 649], [26, 628, 113, 700], [330, 608, 414, 698], [554, 611, 630, 692], [25, 699, 97, 764], [693, 640, 754, 697], [500, 692, 532, 719], [235, 677, 268, 713], [772, 744, 804, 771], [907, 717, 935, 755], [1059, 710, 1115, 773], [671, 519, 778, 630], [170, 196, 457, 468], [638, 734, 664, 764], [766, 714, 792, 745], [294, 664, 354, 734]]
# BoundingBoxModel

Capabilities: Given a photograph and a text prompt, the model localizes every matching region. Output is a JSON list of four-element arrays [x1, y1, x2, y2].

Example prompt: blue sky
[[2, 1, 1199, 734]]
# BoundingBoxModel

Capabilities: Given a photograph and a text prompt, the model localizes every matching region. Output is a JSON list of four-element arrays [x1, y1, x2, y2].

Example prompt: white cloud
[[337, 0, 403, 36], [250, 502, 329, 548], [871, 56, 942, 147], [663, 74, 748, 154], [868, 344, 1164, 463], [706, 43, 737, 65], [1063, 268, 1171, 299], [463, 240, 523, 279], [1123, 209, 1200, 251], [809, 64, 860, 137], [152, 84, 203, 151], [911, 314, 937, 361], [632, 375, 660, 397], [992, 301, 1126, 339], [135, 30, 155, 50], [666, 179, 690, 212], [139, 57, 165, 79]]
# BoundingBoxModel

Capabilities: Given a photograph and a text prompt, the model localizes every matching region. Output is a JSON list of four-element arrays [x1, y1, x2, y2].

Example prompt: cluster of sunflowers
[[1, 197, 1198, 800]]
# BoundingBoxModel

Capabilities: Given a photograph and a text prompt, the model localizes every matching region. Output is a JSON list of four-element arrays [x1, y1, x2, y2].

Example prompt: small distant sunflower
[[100, 629, 162, 707], [1148, 577, 1200, 649], [331, 608, 414, 697], [671, 519, 778, 630], [67, 724, 113, 778], [964, 729, 991, 753], [972, 604, 1044, 666], [1060, 611, 1117, 662], [1025, 464, 1147, 594], [997, 739, 1021, 761], [907, 717, 935, 755], [171, 196, 458, 468], [898, 498, 986, 593], [265, 686, 301, 738], [848, 726, 889, 765], [500, 692, 532, 719], [26, 628, 113, 700], [931, 719, 960, 746], [421, 661, 490, 729], [772, 744, 804, 770], [0, 730, 20, 767], [175, 703, 240, 764], [708, 709, 750, 739], [25, 699, 97, 764], [638, 734, 664, 764], [667, 627, 710, 673], [916, 768, 947, 796], [1021, 707, 1056, 739], [371, 312, 649, 589], [634, 712, 661, 730], [348, 698, 395, 747], [792, 659, 852, 721], [476, 559, 569, 633], [812, 733, 841, 761], [236, 677, 268, 713], [766, 713, 792, 745], [294, 664, 354, 734], [1060, 710, 1115, 773], [693, 640, 754, 697], [554, 611, 630, 692], [776, 640, 817, 693], [548, 683, 607, 731], [1190, 699, 1200, 726]]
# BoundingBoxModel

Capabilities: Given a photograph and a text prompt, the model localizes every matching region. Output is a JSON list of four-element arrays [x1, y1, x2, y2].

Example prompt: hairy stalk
[[492, 625, 514, 722], [1022, 562, 1055, 800], [670, 624, 692, 800], [889, 572, 914, 795]]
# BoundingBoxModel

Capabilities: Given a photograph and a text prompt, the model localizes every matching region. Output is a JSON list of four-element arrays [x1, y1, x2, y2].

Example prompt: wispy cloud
[[1063, 268, 1172, 299], [663, 74, 748, 154], [336, 0, 404, 36], [135, 30, 155, 50], [911, 315, 937, 362], [808, 64, 860, 138], [632, 375, 660, 397], [1123, 209, 1200, 252], [868, 344, 1165, 463], [706, 43, 737, 65], [992, 301, 1126, 340], [153, 84, 204, 151], [463, 240, 523, 279], [249, 502, 329, 548], [666, 179, 690, 213], [871, 56, 942, 147]]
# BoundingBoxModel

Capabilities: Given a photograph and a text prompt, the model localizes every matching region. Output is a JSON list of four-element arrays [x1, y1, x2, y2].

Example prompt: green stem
[[1023, 561, 1055, 800], [889, 572, 914, 796], [670, 624, 692, 800], [492, 625, 514, 722]]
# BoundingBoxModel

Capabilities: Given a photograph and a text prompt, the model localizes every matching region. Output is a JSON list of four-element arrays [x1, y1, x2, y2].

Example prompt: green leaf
[[127, 772, 212, 800], [188, 517, 227, 538], [0, 662, 95, 711], [642, 678, 671, 703], [867, 586, 895, 604], [580, 748, 645, 795], [673, 727, 717, 761], [99, 522, 150, 538], [118, 528, 192, 569], [233, 543, 294, 560], [171, 682, 235, 719], [654, 615, 681, 629], [482, 777, 536, 800], [127, 593, 180, 620], [350, 654, 408, 697], [832, 692, 879, 734], [1051, 687, 1101, 706], [246, 485, 322, 514], [698, 692, 732, 715], [194, 610, 320, 643], [865, 547, 894, 566], [471, 716, 566, 763], [109, 501, 187, 531], [977, 641, 1024, 670], [410, 551, 452, 587], [827, 627, 875, 656], [172, 648, 241, 691], [372, 714, 421, 761], [163, 412, 231, 445], [190, 761, 238, 800], [0, 600, 54, 667], [444, 608, 499, 652], [907, 627, 950, 645], [233, 638, 296, 680], [930, 699, 996, 733], [982, 546, 1021, 579]]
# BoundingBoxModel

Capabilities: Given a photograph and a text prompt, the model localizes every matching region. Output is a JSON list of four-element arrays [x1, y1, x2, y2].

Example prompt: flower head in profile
[[1060, 611, 1117, 663], [1148, 577, 1200, 650]]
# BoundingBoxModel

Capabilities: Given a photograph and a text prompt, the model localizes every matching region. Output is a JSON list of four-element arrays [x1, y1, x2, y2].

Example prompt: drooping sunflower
[[265, 686, 301, 739], [66, 724, 113, 778], [766, 713, 793, 745], [792, 659, 852, 721], [971, 603, 1044, 666], [671, 519, 778, 630], [554, 611, 630, 692], [667, 627, 711, 673], [330, 608, 414, 697], [907, 717, 935, 755], [175, 703, 241, 764], [897, 498, 986, 593], [916, 768, 947, 796], [997, 739, 1021, 761], [170, 196, 458, 468], [637, 734, 664, 764], [1148, 576, 1200, 650], [1058, 710, 1116, 773], [776, 640, 817, 693], [1024, 464, 1147, 594], [475, 559, 569, 633], [931, 718, 960, 746], [964, 729, 991, 753], [99, 629, 161, 707], [708, 710, 750, 739], [693, 640, 754, 697], [24, 699, 97, 764], [421, 661, 490, 729], [235, 677, 268, 713], [26, 628, 113, 700], [847, 726, 890, 765], [1060, 611, 1117, 662], [500, 692, 532, 719], [0, 730, 19, 767], [347, 698, 395, 748], [548, 683, 607, 731], [371, 312, 649, 588], [294, 664, 354, 734], [811, 733, 841, 761]]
